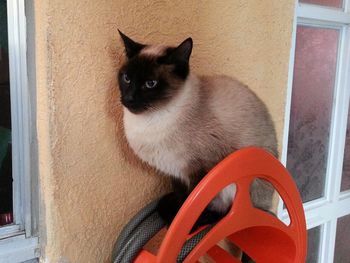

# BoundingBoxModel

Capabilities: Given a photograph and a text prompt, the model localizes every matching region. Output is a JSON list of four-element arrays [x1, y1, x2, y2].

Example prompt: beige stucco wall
[[35, 1, 296, 262]]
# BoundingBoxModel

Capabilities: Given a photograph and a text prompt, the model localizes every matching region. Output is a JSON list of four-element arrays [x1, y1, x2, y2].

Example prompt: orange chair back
[[136, 148, 307, 263]]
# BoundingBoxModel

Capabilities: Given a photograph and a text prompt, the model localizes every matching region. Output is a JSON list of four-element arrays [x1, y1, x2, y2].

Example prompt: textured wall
[[35, 1, 296, 262]]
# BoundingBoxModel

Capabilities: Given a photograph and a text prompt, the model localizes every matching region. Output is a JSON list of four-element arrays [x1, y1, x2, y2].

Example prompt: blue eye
[[145, 80, 158, 89], [122, 73, 130, 84]]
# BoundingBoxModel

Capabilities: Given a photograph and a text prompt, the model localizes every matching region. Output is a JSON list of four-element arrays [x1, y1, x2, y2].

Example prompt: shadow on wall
[[105, 45, 159, 174]]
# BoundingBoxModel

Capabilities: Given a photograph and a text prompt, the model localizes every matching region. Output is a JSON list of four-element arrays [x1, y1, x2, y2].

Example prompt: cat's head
[[117, 30, 192, 114]]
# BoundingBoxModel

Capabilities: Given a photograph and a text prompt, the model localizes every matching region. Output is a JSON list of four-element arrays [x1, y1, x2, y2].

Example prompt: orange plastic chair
[[125, 147, 307, 262]]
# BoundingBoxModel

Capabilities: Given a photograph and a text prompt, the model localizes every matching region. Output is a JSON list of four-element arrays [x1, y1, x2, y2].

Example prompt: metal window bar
[[0, 0, 39, 262]]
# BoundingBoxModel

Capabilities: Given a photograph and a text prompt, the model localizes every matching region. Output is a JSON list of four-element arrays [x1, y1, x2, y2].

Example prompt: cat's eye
[[122, 73, 130, 84], [145, 80, 158, 89]]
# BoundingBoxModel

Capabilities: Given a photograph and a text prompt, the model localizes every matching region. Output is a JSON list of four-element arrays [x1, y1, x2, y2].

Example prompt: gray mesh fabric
[[112, 198, 160, 259], [112, 196, 213, 263], [113, 212, 166, 263], [176, 225, 213, 262]]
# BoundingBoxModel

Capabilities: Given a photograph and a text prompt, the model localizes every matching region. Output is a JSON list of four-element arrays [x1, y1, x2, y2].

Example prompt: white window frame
[[279, 1, 350, 263], [0, 0, 39, 262]]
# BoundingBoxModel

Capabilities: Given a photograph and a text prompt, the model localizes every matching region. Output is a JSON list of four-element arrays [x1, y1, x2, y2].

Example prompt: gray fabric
[[176, 225, 213, 262], [112, 198, 160, 259], [112, 197, 213, 263], [113, 212, 166, 263]]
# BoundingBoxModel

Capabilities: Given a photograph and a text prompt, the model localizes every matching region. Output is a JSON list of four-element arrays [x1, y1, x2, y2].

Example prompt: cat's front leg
[[156, 191, 187, 226], [156, 191, 225, 231], [157, 173, 226, 231], [191, 208, 225, 231], [156, 177, 189, 225]]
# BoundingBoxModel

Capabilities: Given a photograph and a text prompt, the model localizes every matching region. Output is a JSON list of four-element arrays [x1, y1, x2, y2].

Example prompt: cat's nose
[[124, 94, 134, 103]]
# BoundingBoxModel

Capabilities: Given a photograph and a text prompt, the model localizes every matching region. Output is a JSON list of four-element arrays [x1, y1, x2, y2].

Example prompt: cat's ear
[[118, 30, 145, 59], [170, 38, 193, 63], [159, 37, 193, 64]]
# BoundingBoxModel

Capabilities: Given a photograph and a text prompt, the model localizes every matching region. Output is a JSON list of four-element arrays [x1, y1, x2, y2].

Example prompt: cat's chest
[[123, 108, 173, 145], [123, 110, 189, 178]]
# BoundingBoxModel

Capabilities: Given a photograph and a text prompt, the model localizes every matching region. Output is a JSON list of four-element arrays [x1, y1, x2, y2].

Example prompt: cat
[[117, 30, 278, 228]]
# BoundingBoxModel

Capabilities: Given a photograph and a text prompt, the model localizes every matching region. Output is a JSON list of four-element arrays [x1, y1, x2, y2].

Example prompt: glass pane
[[300, 0, 343, 8], [341, 108, 350, 191], [334, 215, 350, 262], [307, 227, 321, 263], [0, 0, 13, 226], [287, 26, 339, 202]]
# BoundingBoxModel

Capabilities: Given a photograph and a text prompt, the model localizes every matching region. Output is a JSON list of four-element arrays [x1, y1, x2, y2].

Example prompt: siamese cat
[[117, 31, 278, 228]]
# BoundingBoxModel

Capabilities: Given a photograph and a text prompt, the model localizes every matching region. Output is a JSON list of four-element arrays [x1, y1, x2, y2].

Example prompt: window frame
[[279, 1, 350, 262], [0, 0, 39, 262]]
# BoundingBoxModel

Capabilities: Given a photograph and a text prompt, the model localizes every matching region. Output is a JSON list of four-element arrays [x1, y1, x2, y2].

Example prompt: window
[[0, 0, 12, 227], [280, 1, 350, 262], [0, 0, 39, 262]]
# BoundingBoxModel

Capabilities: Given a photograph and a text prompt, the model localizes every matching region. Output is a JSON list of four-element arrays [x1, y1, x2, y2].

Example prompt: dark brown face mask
[[118, 31, 192, 113]]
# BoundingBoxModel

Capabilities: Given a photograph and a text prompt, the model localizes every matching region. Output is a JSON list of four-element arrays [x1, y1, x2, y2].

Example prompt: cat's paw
[[156, 192, 186, 226], [191, 209, 225, 232], [241, 253, 255, 263], [156, 192, 225, 232]]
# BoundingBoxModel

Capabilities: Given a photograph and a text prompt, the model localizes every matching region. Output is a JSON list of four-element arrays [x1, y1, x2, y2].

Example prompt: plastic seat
[[117, 147, 307, 263]]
